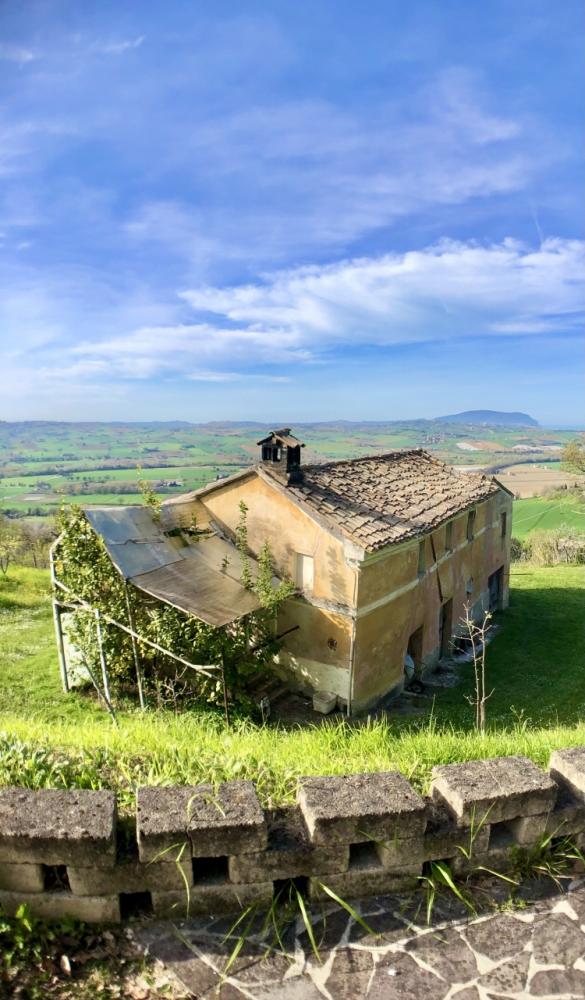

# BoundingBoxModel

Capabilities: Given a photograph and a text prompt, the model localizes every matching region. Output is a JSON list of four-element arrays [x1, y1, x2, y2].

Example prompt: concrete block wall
[[1, 749, 584, 924]]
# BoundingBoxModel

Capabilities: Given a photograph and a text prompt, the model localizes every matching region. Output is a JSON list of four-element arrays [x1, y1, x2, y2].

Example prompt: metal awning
[[85, 506, 263, 627]]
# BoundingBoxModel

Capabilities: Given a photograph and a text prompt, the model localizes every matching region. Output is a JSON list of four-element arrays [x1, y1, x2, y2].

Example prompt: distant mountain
[[434, 410, 538, 428]]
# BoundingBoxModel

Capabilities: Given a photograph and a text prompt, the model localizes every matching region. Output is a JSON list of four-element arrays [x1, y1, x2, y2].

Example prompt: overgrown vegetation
[[54, 503, 294, 714], [511, 525, 585, 564]]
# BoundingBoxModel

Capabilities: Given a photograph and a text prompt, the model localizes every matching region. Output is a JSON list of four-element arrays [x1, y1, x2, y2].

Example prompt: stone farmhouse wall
[[1, 748, 584, 924]]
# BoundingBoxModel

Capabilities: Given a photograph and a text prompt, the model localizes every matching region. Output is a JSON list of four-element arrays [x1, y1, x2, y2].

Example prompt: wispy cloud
[[93, 36, 145, 56], [42, 237, 582, 385], [0, 43, 37, 64]]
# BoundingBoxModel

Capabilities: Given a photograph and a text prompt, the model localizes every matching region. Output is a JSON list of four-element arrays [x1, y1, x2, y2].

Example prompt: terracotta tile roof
[[271, 449, 502, 551]]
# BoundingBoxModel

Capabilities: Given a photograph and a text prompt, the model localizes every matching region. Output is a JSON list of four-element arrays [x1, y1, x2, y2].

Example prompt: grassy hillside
[[1, 563, 583, 806], [512, 496, 585, 538]]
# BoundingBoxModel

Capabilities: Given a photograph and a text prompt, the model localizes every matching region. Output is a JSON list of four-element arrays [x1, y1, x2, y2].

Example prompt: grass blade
[[295, 888, 321, 964], [315, 882, 378, 937]]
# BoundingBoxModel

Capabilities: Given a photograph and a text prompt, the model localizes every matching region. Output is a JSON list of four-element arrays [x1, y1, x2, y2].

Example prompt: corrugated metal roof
[[85, 506, 263, 627]]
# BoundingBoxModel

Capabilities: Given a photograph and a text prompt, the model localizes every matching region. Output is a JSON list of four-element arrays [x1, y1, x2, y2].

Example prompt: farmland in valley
[[1, 420, 582, 535]]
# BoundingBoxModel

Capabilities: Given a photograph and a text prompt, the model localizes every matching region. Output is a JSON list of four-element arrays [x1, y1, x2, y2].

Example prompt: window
[[295, 553, 314, 592], [445, 521, 453, 552], [466, 509, 476, 541], [417, 540, 425, 577], [501, 512, 507, 538]]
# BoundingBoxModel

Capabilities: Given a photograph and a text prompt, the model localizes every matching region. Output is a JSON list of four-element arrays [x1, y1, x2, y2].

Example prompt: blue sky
[[0, 0, 583, 426]]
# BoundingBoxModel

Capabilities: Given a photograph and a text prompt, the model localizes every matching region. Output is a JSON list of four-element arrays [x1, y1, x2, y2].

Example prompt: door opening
[[488, 567, 504, 611], [439, 599, 453, 658]]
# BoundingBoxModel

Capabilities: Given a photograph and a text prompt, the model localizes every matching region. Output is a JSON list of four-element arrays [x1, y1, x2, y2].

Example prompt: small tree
[[0, 515, 19, 576], [561, 439, 585, 476], [461, 603, 494, 734]]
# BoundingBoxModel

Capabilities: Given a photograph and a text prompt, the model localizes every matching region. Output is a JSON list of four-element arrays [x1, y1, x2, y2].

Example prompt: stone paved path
[[138, 878, 585, 999]]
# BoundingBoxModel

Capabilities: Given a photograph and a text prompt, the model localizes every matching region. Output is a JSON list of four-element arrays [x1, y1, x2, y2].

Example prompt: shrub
[[529, 526, 585, 565]]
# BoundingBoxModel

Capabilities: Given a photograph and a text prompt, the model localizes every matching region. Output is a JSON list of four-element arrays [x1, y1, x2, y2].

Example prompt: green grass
[[512, 496, 585, 538], [0, 564, 583, 806]]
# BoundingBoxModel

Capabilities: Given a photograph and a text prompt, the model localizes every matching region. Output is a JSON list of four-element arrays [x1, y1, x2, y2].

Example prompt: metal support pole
[[94, 608, 113, 708], [221, 652, 231, 728], [52, 599, 69, 692], [124, 583, 146, 710]]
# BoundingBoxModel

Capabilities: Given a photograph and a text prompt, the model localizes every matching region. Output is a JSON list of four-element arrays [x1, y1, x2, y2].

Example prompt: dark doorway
[[488, 568, 504, 611], [407, 626, 424, 675], [439, 599, 453, 658]]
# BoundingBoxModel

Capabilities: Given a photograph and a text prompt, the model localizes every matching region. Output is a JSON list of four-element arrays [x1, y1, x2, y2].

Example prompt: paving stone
[[370, 952, 448, 1000], [532, 912, 585, 966], [430, 756, 556, 826], [477, 951, 530, 994], [152, 880, 273, 917], [298, 771, 426, 845], [0, 788, 117, 867], [550, 746, 585, 803], [136, 781, 266, 862], [0, 889, 120, 923], [323, 948, 375, 1000], [530, 967, 585, 996], [405, 929, 479, 982], [463, 913, 533, 960], [0, 862, 44, 893], [68, 857, 192, 895], [229, 806, 348, 883]]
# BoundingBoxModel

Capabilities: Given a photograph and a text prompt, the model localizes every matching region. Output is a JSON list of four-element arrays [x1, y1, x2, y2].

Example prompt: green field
[[512, 496, 585, 539], [1, 563, 583, 806], [1, 419, 579, 519]]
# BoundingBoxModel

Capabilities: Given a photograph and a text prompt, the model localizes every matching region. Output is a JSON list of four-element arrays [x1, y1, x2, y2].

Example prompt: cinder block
[[544, 786, 585, 838], [0, 788, 117, 867], [505, 813, 549, 846], [68, 858, 192, 896], [430, 756, 556, 826], [151, 881, 273, 918], [0, 889, 120, 923], [137, 781, 266, 863], [451, 846, 516, 876], [229, 806, 349, 883], [374, 836, 425, 870], [422, 798, 490, 862], [308, 844, 418, 902], [550, 747, 585, 804], [298, 771, 426, 846], [0, 863, 44, 893]]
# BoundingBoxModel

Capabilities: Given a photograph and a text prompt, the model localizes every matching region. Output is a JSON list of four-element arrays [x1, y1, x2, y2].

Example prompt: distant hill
[[435, 410, 538, 427]]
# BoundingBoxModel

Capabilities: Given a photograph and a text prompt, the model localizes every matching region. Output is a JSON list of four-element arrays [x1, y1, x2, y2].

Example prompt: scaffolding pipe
[[124, 583, 146, 710], [94, 609, 112, 707], [53, 582, 220, 678], [52, 600, 69, 693]]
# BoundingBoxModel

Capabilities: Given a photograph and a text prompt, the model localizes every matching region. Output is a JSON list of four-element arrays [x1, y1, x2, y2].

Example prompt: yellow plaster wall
[[201, 473, 357, 607], [275, 599, 353, 699], [351, 492, 513, 710]]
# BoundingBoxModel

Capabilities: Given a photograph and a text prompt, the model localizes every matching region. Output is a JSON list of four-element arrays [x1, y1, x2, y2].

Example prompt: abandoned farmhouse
[[153, 429, 513, 714]]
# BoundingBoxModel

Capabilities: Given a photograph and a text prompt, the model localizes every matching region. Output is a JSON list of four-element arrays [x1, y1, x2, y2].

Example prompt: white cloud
[[48, 237, 583, 384]]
